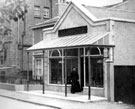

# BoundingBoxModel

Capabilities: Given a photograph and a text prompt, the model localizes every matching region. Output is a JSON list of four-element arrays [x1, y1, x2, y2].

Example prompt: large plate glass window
[[49, 49, 62, 84]]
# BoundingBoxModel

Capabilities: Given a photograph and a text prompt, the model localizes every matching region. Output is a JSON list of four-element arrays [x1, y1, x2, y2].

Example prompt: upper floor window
[[59, 0, 66, 3], [34, 6, 41, 18], [43, 7, 50, 19]]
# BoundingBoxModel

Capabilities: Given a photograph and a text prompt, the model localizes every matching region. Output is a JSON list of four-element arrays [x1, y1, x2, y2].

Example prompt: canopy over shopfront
[[27, 32, 114, 51]]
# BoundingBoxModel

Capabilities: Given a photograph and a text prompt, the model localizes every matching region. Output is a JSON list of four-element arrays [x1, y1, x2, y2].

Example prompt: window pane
[[35, 58, 43, 77], [43, 7, 49, 18], [51, 50, 60, 56], [85, 58, 103, 87], [66, 49, 78, 56]]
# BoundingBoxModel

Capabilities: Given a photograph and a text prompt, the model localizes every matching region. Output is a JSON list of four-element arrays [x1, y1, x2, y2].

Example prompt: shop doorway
[[0, 71, 6, 83], [66, 58, 78, 84]]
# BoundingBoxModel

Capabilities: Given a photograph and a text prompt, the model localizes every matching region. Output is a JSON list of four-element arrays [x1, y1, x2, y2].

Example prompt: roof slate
[[32, 16, 60, 29], [27, 32, 111, 51]]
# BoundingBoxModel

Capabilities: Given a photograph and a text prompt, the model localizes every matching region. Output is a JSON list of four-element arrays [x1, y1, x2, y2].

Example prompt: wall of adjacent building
[[113, 21, 135, 65], [16, 0, 55, 71]]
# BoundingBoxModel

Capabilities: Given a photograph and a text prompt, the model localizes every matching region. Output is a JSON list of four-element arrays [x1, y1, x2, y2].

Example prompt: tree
[[0, 0, 28, 65], [0, 0, 28, 36], [4, 0, 28, 21]]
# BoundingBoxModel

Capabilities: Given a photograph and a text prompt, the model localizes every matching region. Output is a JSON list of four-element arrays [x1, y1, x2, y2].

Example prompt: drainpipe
[[21, 0, 26, 74]]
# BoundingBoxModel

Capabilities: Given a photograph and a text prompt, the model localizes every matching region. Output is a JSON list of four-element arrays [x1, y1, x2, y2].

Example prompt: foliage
[[0, 0, 28, 36], [0, 0, 28, 64]]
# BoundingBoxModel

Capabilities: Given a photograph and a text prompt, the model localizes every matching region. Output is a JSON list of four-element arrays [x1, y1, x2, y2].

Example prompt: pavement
[[0, 89, 134, 109], [19, 90, 107, 103]]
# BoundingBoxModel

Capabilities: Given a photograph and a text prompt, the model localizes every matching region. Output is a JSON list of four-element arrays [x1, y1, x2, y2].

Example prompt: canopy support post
[[27, 52, 29, 91], [88, 47, 91, 100], [83, 47, 86, 87], [42, 50, 45, 94], [65, 50, 67, 97], [62, 49, 64, 84]]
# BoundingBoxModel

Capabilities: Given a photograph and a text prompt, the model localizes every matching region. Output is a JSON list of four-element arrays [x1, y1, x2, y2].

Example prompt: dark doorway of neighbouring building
[[114, 66, 135, 105], [0, 71, 6, 83]]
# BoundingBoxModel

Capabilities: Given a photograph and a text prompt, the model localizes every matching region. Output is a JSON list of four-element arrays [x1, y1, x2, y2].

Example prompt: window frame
[[43, 7, 50, 19], [34, 58, 43, 78]]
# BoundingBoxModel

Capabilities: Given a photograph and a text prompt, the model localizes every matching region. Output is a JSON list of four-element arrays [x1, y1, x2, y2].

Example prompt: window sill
[[47, 83, 71, 87], [43, 17, 50, 19], [34, 16, 41, 19], [83, 86, 104, 89]]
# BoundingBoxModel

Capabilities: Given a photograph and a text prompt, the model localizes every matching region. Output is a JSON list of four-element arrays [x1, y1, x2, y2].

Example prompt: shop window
[[85, 58, 103, 87], [35, 58, 43, 79], [34, 6, 41, 18], [50, 59, 62, 84], [49, 49, 79, 85], [80, 47, 104, 88], [43, 7, 50, 19], [49, 49, 62, 84]]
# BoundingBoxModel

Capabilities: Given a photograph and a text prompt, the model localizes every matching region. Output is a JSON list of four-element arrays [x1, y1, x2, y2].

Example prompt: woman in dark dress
[[70, 67, 81, 94]]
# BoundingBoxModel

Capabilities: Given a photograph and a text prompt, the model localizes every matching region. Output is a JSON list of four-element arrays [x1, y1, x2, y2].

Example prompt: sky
[[67, 0, 123, 7], [0, 0, 123, 7]]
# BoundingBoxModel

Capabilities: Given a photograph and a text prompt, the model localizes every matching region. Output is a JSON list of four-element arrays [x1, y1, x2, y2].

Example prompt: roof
[[103, 1, 128, 8], [32, 16, 60, 29], [34, 1, 135, 32], [84, 5, 135, 20], [27, 32, 114, 51]]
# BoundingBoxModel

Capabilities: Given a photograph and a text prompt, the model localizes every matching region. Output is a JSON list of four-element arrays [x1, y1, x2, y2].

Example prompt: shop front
[[27, 33, 114, 99]]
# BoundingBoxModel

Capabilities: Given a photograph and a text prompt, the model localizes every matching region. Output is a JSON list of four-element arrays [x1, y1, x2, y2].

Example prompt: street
[[0, 89, 134, 109], [0, 96, 57, 109]]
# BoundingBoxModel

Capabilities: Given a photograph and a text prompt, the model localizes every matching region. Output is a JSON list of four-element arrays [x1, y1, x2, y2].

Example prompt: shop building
[[28, 0, 135, 104]]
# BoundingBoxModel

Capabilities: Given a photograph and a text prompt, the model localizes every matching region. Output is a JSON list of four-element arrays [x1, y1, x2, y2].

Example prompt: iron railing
[[0, 75, 43, 84]]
